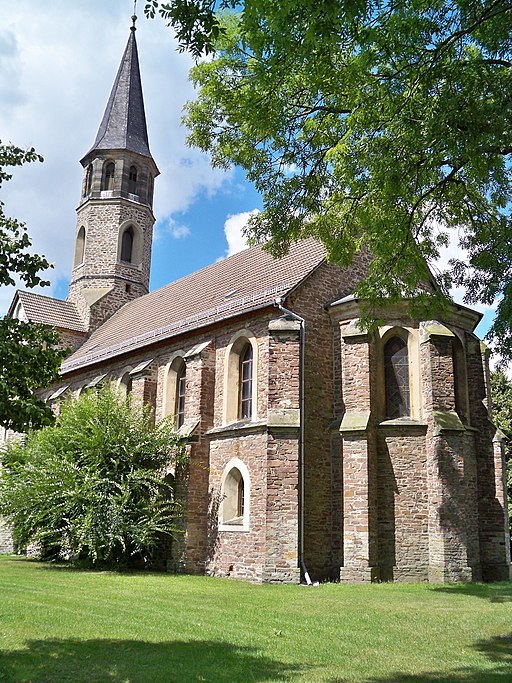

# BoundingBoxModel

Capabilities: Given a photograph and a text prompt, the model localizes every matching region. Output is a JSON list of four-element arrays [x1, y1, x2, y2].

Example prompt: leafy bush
[[0, 384, 186, 566]]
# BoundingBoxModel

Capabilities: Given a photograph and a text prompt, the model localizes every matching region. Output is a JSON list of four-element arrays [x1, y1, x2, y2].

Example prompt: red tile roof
[[14, 291, 87, 333], [61, 238, 326, 373]]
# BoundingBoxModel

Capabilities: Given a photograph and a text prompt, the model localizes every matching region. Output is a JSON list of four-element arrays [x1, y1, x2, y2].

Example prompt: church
[[6, 19, 511, 583]]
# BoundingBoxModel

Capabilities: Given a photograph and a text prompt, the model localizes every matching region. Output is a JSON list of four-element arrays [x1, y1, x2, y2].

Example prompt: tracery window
[[239, 343, 253, 420], [384, 336, 410, 418]]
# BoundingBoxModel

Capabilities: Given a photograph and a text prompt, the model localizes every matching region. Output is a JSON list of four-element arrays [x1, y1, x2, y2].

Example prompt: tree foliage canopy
[[0, 142, 64, 431], [0, 385, 186, 566], [147, 0, 512, 354]]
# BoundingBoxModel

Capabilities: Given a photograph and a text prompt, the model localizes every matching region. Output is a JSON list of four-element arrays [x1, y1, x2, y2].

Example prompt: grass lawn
[[0, 555, 511, 682]]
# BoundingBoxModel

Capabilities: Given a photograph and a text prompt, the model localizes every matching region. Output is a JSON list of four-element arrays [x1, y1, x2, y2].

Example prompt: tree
[[146, 0, 512, 352], [0, 142, 65, 431], [0, 385, 186, 566], [490, 370, 512, 530]]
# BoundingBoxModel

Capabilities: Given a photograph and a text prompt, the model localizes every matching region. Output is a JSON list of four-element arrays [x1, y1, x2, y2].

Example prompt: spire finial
[[131, 1, 137, 31]]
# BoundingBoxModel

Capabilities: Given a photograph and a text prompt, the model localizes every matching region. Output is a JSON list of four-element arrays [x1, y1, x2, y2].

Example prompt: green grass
[[0, 555, 511, 682]]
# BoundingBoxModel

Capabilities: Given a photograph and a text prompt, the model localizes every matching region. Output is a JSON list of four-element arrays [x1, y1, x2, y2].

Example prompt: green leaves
[[0, 318, 66, 432], [0, 384, 186, 566], [152, 1, 512, 354], [490, 370, 512, 533]]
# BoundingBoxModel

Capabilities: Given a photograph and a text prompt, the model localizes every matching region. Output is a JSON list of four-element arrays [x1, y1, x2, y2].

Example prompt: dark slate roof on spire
[[83, 27, 152, 161]]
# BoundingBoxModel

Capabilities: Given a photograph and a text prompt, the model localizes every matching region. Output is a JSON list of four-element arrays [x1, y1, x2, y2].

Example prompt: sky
[[0, 0, 261, 314], [0, 1, 499, 350]]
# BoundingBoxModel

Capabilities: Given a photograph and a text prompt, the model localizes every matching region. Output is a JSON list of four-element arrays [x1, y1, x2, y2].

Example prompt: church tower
[[67, 16, 159, 331]]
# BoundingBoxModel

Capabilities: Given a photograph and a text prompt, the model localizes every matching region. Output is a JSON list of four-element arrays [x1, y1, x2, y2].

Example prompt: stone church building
[[6, 21, 511, 583]]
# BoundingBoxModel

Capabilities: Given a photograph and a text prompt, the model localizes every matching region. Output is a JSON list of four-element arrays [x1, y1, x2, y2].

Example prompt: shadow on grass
[[430, 581, 512, 603], [327, 634, 512, 682], [0, 638, 302, 683]]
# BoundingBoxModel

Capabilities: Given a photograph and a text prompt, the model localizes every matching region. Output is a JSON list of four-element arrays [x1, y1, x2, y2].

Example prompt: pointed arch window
[[384, 336, 410, 418], [121, 226, 134, 263], [176, 362, 186, 429], [119, 371, 132, 397], [239, 343, 253, 420], [102, 161, 115, 191], [221, 466, 246, 527], [128, 165, 138, 194], [74, 226, 86, 267]]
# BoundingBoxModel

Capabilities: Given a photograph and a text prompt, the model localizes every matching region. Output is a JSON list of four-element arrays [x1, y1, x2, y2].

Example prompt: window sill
[[207, 419, 267, 438], [378, 418, 428, 429], [219, 520, 250, 533]]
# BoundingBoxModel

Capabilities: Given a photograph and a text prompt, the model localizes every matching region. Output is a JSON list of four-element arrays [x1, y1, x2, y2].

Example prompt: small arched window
[[102, 161, 115, 191], [83, 164, 93, 197], [239, 343, 253, 420], [384, 336, 410, 418], [74, 226, 86, 267], [119, 371, 132, 397], [222, 467, 245, 526], [121, 226, 134, 263], [128, 165, 138, 194], [175, 362, 186, 429]]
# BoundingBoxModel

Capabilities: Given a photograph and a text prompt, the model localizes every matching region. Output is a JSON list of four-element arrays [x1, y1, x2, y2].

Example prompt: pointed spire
[[81, 23, 153, 163]]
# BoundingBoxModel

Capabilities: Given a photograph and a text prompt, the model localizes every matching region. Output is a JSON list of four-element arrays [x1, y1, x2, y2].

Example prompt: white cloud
[[0, 1, 229, 314], [166, 218, 191, 239], [223, 209, 260, 257]]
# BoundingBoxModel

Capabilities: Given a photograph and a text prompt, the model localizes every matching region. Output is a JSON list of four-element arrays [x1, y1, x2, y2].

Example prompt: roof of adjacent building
[[81, 25, 153, 164], [12, 291, 87, 333], [61, 238, 326, 373]]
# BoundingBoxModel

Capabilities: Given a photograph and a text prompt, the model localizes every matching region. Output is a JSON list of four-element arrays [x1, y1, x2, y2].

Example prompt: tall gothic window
[[102, 161, 115, 191], [239, 343, 253, 420], [175, 362, 186, 429], [128, 165, 138, 194], [121, 226, 134, 263], [384, 336, 410, 419]]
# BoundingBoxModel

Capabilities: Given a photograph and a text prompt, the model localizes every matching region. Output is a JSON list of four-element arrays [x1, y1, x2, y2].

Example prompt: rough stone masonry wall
[[206, 314, 271, 581], [68, 198, 154, 329], [466, 335, 512, 581], [207, 430, 269, 581], [290, 255, 369, 581], [376, 426, 429, 582], [421, 329, 474, 582], [264, 320, 301, 583]]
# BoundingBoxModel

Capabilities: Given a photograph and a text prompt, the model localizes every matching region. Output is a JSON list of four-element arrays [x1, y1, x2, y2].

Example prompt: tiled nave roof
[[61, 238, 326, 372]]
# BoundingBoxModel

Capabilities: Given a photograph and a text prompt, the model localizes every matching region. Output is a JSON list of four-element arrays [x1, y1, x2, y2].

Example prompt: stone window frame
[[83, 164, 93, 197], [377, 325, 421, 422], [223, 329, 258, 424], [101, 160, 116, 191], [128, 164, 139, 195], [117, 220, 143, 267], [117, 366, 134, 397], [162, 351, 187, 428], [73, 226, 86, 267], [219, 457, 250, 532]]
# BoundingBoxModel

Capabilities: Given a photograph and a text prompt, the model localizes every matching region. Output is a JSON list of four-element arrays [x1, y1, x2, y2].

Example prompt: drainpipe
[[274, 297, 314, 585]]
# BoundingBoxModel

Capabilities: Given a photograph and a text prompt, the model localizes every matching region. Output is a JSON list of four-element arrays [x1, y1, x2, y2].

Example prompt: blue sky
[[0, 1, 261, 312], [0, 1, 498, 348]]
